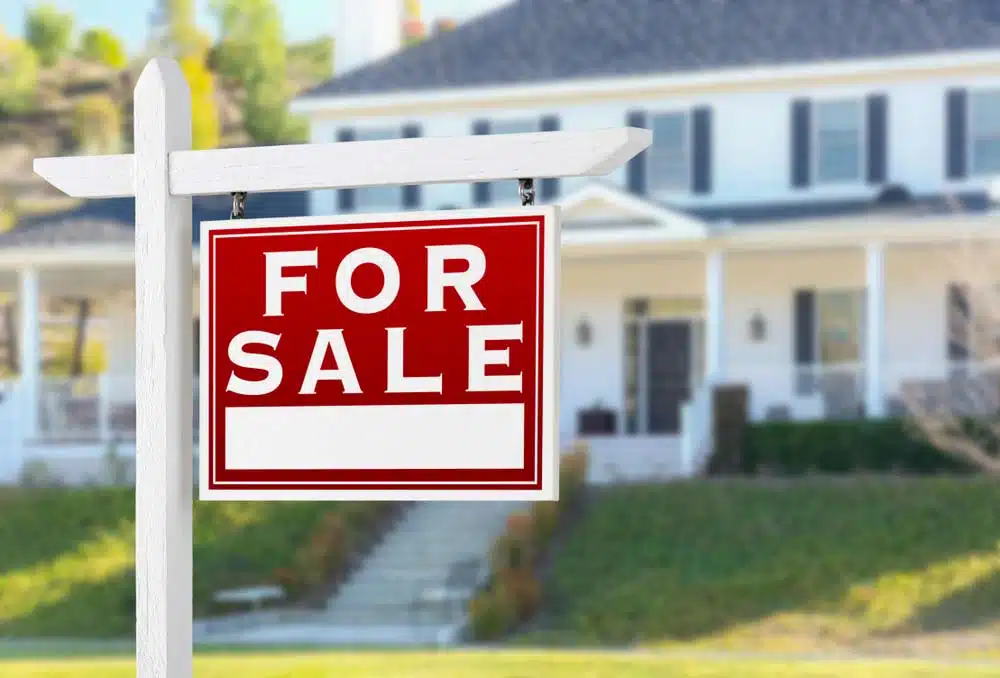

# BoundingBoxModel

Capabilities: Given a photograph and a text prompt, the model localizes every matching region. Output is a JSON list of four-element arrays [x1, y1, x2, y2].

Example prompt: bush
[[0, 31, 39, 115], [497, 568, 541, 622], [78, 28, 127, 69], [71, 94, 122, 154], [740, 418, 977, 476], [467, 588, 517, 640]]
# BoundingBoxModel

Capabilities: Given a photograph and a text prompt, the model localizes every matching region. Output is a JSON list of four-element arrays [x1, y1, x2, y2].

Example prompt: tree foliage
[[0, 30, 39, 115], [78, 28, 127, 69], [178, 54, 220, 150], [25, 3, 74, 68], [71, 94, 122, 154], [166, 0, 205, 57], [211, 0, 298, 144]]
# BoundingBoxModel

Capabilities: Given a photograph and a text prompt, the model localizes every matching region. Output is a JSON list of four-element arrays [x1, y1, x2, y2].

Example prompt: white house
[[3, 0, 1000, 484]]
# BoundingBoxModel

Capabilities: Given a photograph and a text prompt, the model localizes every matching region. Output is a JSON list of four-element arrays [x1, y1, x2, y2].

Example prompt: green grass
[[0, 650, 999, 678], [530, 477, 1000, 654], [0, 488, 384, 638]]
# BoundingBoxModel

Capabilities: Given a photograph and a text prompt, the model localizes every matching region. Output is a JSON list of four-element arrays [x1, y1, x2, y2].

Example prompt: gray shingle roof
[[0, 192, 310, 249], [299, 0, 1000, 100]]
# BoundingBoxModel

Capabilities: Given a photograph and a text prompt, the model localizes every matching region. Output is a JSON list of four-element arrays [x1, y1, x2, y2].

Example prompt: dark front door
[[645, 320, 692, 434]]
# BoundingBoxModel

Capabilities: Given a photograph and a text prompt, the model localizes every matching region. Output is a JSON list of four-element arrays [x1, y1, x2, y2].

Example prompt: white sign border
[[198, 206, 560, 502]]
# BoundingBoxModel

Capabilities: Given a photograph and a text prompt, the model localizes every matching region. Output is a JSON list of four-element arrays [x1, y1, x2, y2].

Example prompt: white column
[[19, 267, 40, 439], [134, 59, 193, 678], [705, 249, 726, 385], [865, 242, 886, 417]]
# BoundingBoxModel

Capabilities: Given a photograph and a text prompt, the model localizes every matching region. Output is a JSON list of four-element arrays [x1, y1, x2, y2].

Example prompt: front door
[[645, 320, 692, 434]]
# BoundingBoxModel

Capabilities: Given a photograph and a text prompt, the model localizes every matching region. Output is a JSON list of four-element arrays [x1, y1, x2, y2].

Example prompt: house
[[3, 0, 1000, 485]]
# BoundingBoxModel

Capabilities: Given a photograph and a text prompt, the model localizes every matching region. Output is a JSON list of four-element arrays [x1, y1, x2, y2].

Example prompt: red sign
[[199, 208, 559, 501]]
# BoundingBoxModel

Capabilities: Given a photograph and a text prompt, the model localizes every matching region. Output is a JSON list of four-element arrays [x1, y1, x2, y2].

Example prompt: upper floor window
[[969, 89, 1000, 176], [353, 127, 399, 209], [647, 112, 689, 191], [489, 119, 537, 203], [814, 99, 864, 184]]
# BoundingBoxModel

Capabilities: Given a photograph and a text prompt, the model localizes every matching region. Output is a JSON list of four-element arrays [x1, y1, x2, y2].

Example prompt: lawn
[[529, 476, 1000, 655], [0, 487, 389, 637], [0, 650, 998, 678]]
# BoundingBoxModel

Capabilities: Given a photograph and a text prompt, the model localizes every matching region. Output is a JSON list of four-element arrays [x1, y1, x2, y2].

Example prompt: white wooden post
[[705, 249, 725, 384], [865, 241, 886, 418], [19, 267, 40, 440], [133, 59, 193, 678], [32, 56, 651, 676]]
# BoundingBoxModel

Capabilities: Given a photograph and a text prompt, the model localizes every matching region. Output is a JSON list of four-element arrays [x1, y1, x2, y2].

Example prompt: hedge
[[739, 418, 977, 475]]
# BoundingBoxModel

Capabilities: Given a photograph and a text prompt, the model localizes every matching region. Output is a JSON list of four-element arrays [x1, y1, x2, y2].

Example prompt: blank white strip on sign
[[224, 404, 525, 470]]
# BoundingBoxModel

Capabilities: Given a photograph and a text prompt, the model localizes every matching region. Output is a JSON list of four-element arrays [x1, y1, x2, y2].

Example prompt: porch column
[[19, 267, 40, 438], [705, 249, 725, 384], [865, 242, 886, 417]]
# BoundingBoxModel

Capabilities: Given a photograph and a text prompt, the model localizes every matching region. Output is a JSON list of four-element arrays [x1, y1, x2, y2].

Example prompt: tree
[[25, 3, 74, 67], [178, 53, 220, 150], [0, 30, 39, 115], [166, 0, 204, 57], [903, 235, 1000, 473], [211, 0, 298, 144], [71, 94, 122, 154], [78, 27, 127, 69]]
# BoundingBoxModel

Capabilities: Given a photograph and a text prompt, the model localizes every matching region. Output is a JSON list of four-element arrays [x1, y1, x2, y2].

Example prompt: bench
[[410, 558, 484, 622], [213, 585, 285, 611]]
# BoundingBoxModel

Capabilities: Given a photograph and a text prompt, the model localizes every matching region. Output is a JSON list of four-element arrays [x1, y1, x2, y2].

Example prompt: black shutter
[[402, 123, 422, 209], [791, 99, 811, 188], [691, 106, 713, 194], [946, 88, 968, 180], [472, 120, 491, 205], [336, 127, 356, 212], [539, 115, 561, 201], [794, 289, 816, 394], [947, 283, 970, 360], [866, 94, 888, 184], [626, 110, 647, 194]]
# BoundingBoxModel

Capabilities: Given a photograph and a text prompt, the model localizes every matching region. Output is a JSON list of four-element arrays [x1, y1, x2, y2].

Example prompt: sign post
[[34, 58, 651, 677]]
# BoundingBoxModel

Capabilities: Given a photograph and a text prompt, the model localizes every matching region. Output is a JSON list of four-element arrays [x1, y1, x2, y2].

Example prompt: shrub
[[467, 588, 517, 640], [529, 501, 559, 547], [292, 511, 351, 588], [78, 28, 127, 69], [740, 418, 977, 476], [497, 568, 541, 622], [0, 31, 39, 115], [490, 530, 534, 573], [71, 94, 122, 154]]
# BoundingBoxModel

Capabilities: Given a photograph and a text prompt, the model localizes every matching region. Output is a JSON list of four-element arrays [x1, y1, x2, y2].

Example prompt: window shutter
[[790, 99, 812, 188], [866, 94, 888, 184], [947, 282, 970, 360], [539, 115, 561, 201], [946, 88, 968, 180], [336, 127, 356, 213], [794, 289, 816, 394], [626, 110, 647, 194], [402, 123, 422, 209], [691, 106, 713, 195], [472, 120, 491, 205]]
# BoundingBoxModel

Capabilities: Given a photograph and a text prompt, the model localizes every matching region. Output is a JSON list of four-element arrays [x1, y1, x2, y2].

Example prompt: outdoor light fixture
[[576, 316, 593, 347], [749, 311, 767, 342]]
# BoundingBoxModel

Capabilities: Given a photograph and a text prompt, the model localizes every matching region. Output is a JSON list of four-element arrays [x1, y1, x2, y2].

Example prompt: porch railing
[[36, 374, 200, 441], [679, 383, 713, 476]]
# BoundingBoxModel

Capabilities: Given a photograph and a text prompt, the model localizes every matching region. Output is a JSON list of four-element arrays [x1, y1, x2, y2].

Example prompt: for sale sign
[[198, 208, 559, 501]]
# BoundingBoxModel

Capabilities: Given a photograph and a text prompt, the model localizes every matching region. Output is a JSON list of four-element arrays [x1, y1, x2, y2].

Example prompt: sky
[[1, 0, 512, 52]]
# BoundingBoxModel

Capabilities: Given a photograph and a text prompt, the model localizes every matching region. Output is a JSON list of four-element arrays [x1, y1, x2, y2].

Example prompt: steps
[[324, 500, 517, 635]]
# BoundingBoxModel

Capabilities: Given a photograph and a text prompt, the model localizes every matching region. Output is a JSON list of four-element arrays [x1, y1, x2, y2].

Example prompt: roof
[[0, 192, 310, 249], [299, 0, 1000, 100]]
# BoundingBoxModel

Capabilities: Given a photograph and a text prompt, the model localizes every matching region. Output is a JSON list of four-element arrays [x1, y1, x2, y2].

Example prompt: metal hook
[[518, 178, 535, 206], [231, 192, 247, 219]]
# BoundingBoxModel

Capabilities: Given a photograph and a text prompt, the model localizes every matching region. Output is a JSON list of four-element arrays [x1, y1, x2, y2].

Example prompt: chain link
[[518, 178, 535, 206], [231, 192, 247, 219]]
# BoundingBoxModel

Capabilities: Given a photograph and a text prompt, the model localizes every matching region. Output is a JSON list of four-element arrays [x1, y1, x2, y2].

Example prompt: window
[[489, 119, 537, 203], [814, 99, 863, 183], [647, 112, 689, 191], [969, 90, 1000, 175], [353, 128, 399, 209], [815, 289, 865, 365]]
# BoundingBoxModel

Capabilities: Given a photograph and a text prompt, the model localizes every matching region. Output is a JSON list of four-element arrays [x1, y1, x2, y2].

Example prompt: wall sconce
[[749, 311, 767, 342], [576, 316, 593, 347]]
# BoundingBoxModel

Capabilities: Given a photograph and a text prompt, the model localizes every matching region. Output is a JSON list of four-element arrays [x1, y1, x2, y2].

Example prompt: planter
[[577, 407, 616, 436]]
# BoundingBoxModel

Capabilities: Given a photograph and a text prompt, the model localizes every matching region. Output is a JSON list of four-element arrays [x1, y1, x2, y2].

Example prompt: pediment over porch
[[556, 181, 709, 241]]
